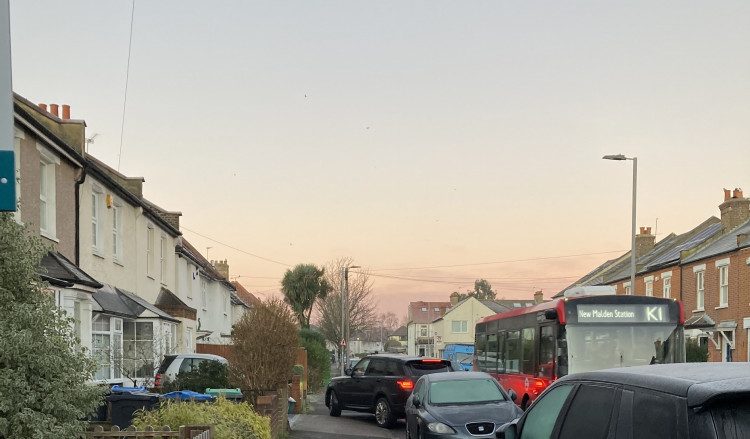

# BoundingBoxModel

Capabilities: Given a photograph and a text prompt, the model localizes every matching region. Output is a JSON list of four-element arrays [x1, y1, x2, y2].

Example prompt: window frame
[[112, 201, 123, 263], [451, 320, 468, 333], [645, 276, 654, 297], [159, 234, 167, 283], [37, 144, 59, 240], [716, 259, 729, 308], [662, 273, 672, 299], [146, 225, 154, 277], [696, 270, 705, 311]]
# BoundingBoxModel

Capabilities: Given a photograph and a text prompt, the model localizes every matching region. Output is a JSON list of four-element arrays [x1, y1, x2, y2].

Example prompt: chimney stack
[[49, 104, 59, 117], [635, 226, 655, 258], [719, 188, 750, 232], [449, 292, 459, 306], [214, 259, 229, 280], [62, 104, 70, 120], [534, 290, 544, 304]]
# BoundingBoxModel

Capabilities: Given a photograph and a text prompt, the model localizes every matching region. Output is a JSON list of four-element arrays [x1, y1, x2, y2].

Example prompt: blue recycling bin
[[162, 390, 216, 402]]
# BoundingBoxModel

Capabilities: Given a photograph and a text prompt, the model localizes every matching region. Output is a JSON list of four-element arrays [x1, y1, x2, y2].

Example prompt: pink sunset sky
[[9, 1, 749, 321]]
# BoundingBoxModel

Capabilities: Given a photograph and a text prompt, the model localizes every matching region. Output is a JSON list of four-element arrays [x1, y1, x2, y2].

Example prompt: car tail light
[[397, 380, 414, 390], [534, 380, 545, 388], [154, 374, 162, 387], [421, 359, 442, 363]]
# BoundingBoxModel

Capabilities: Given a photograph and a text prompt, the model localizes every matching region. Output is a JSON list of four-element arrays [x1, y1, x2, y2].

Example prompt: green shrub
[[686, 337, 708, 362], [299, 328, 330, 392], [162, 360, 229, 393], [292, 364, 304, 377], [133, 396, 270, 439]]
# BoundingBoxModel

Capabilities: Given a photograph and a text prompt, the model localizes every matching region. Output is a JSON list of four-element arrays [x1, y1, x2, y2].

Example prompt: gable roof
[[408, 301, 451, 324], [93, 284, 179, 322], [38, 251, 102, 289], [391, 325, 407, 337], [178, 238, 235, 290], [231, 281, 261, 306], [683, 219, 750, 264]]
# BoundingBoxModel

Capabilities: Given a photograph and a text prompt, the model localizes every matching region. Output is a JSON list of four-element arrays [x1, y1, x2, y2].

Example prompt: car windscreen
[[429, 378, 505, 404], [709, 398, 750, 439], [405, 360, 451, 376]]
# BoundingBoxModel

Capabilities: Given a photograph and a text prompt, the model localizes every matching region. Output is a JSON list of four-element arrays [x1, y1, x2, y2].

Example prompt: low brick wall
[[254, 387, 289, 439]]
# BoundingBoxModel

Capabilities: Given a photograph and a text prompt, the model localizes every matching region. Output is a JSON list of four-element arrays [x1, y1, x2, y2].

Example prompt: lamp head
[[602, 154, 628, 161]]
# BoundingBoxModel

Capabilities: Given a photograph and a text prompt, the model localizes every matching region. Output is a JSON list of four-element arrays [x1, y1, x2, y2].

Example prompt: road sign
[[339, 338, 346, 347], [0, 0, 15, 212]]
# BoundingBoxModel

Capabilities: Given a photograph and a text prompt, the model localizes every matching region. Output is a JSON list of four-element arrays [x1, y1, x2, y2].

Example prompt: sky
[[9, 1, 750, 321]]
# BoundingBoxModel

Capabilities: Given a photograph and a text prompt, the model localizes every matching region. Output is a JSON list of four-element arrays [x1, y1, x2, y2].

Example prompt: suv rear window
[[405, 360, 451, 376], [157, 355, 176, 374]]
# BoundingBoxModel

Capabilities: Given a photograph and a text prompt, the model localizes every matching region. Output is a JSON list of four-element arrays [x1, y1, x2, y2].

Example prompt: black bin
[[106, 391, 162, 429]]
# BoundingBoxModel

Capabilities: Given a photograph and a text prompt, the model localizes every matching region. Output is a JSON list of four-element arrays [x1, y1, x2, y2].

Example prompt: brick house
[[562, 188, 750, 362]]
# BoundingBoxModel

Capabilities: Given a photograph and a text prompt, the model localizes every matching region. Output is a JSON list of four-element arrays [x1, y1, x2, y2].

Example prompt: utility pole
[[340, 264, 360, 375]]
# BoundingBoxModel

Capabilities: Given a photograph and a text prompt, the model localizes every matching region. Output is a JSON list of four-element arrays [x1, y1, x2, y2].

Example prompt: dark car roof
[[557, 363, 750, 407], [364, 354, 446, 363], [422, 371, 494, 382]]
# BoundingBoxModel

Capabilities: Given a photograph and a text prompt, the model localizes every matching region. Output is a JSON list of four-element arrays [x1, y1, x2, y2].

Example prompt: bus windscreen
[[563, 323, 682, 374]]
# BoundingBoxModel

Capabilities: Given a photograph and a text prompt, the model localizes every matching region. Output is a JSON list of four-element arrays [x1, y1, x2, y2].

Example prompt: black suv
[[496, 362, 750, 439], [326, 354, 454, 428]]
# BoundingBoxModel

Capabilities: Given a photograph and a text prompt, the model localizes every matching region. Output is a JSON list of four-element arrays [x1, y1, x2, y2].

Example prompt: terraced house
[[562, 189, 750, 363], [12, 92, 253, 386]]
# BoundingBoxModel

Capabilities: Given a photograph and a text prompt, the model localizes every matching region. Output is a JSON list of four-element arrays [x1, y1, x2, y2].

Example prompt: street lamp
[[341, 264, 360, 375], [603, 154, 637, 293]]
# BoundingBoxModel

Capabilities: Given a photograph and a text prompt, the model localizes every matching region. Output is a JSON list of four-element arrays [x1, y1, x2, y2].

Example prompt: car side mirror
[[496, 420, 519, 439], [413, 398, 421, 408], [508, 389, 517, 402], [344, 368, 352, 375]]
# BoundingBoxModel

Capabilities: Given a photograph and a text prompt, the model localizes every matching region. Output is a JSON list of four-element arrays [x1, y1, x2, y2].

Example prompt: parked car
[[496, 362, 750, 439], [154, 353, 228, 388], [326, 354, 454, 428], [405, 372, 523, 439]]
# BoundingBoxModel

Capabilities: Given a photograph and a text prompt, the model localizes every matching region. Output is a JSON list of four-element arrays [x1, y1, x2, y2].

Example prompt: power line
[[181, 225, 291, 267], [370, 250, 626, 271], [117, 0, 135, 172]]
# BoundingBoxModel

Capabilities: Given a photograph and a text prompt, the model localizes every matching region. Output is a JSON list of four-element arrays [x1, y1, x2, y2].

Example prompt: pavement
[[287, 364, 404, 439]]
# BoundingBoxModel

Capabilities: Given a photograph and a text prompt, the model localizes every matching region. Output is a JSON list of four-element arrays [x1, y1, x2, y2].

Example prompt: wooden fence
[[84, 424, 213, 439]]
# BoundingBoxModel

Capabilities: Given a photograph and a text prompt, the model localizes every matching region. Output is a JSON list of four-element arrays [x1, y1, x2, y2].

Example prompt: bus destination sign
[[576, 304, 668, 323]]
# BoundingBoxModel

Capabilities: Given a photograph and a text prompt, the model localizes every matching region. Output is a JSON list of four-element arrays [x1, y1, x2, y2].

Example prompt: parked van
[[443, 344, 474, 371]]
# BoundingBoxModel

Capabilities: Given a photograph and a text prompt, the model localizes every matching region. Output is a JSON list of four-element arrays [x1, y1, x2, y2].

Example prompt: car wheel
[[328, 390, 341, 417], [375, 397, 396, 429]]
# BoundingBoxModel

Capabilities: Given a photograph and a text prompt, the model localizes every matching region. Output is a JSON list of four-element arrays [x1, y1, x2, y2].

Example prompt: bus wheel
[[521, 396, 530, 411]]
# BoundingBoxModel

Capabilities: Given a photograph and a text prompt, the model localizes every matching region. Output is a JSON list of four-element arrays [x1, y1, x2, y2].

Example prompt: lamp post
[[340, 264, 360, 375], [603, 154, 637, 293]]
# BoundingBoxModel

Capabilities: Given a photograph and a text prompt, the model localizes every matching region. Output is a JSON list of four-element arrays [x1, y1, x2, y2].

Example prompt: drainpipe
[[74, 168, 86, 265]]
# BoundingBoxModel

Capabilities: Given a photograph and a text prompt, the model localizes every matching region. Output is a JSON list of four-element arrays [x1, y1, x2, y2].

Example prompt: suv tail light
[[154, 374, 162, 387], [421, 359, 442, 363], [397, 380, 414, 390]]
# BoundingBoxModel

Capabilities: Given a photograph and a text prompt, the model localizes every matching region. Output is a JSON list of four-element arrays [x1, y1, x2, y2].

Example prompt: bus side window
[[557, 326, 569, 377], [538, 326, 554, 378], [497, 331, 506, 374], [476, 333, 487, 372], [506, 330, 520, 373]]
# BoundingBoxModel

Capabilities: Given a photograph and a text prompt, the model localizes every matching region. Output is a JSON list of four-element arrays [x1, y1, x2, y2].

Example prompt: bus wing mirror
[[508, 389, 517, 402], [544, 309, 558, 320]]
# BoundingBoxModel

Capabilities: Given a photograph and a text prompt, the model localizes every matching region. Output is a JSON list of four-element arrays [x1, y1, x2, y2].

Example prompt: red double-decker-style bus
[[473, 286, 685, 409]]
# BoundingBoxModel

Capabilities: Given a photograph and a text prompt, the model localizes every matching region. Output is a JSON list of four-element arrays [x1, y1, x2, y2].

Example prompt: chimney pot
[[724, 189, 731, 201], [646, 227, 651, 235], [62, 105, 70, 119], [639, 227, 646, 234], [39, 103, 48, 111], [49, 104, 59, 117], [733, 188, 742, 199]]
